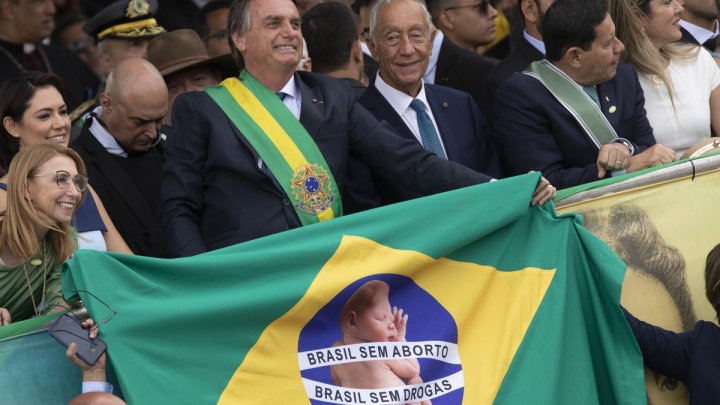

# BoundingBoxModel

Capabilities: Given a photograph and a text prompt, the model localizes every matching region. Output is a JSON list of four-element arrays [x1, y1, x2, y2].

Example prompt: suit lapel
[[434, 37, 455, 86], [425, 85, 457, 160], [362, 84, 417, 142], [298, 74, 324, 139], [597, 80, 619, 130]]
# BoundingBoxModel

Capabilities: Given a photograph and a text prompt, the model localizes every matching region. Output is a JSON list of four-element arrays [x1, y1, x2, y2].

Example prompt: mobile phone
[[48, 314, 107, 366]]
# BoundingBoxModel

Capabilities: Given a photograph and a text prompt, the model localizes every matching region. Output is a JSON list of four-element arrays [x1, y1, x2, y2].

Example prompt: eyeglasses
[[445, 1, 493, 14], [30, 170, 88, 192]]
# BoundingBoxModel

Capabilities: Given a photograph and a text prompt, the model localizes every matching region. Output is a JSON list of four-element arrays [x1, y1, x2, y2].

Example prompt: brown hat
[[146, 29, 238, 78]]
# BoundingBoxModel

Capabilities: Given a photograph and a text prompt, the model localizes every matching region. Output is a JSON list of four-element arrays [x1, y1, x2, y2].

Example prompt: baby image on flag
[[298, 275, 464, 405]]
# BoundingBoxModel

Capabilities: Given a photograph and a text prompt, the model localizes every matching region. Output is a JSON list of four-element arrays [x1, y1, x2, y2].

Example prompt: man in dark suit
[[352, 0, 502, 209], [159, 0, 555, 258], [423, 1, 498, 108], [427, 32, 497, 109], [493, 0, 675, 189], [73, 58, 167, 256], [0, 0, 99, 110], [301, 2, 366, 98], [677, 0, 719, 52], [481, 0, 552, 121]]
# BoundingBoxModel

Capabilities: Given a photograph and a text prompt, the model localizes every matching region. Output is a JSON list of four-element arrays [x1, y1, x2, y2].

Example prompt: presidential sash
[[524, 59, 618, 148], [205, 70, 342, 226]]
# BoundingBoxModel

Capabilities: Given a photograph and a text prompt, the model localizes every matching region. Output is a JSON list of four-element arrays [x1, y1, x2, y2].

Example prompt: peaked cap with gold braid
[[83, 0, 166, 42]]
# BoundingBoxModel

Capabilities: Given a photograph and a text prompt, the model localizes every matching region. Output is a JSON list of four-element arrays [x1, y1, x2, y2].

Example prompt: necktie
[[582, 86, 601, 109], [409, 99, 446, 159]]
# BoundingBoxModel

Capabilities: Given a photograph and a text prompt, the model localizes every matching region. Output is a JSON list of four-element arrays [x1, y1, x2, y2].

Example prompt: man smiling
[[493, 0, 672, 189], [159, 0, 555, 257]]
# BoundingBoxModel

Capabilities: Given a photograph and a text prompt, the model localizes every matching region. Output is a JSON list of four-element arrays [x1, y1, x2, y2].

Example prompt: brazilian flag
[[63, 173, 645, 404]]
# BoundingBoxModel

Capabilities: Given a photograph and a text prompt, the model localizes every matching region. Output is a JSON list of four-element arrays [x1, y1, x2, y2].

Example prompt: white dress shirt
[[374, 73, 447, 156]]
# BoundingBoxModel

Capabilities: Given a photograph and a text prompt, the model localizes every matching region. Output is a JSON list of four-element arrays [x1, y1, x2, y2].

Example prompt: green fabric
[[526, 60, 617, 146], [0, 242, 61, 323], [205, 70, 342, 225], [62, 173, 645, 404]]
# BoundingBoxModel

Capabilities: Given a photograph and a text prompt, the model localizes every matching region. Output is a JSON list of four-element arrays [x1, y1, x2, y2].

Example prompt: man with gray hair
[[159, 0, 555, 257], [349, 0, 502, 209]]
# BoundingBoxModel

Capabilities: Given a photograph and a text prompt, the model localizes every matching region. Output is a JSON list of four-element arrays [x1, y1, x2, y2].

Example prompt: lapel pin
[[605, 96, 609, 102], [609, 106, 617, 114], [442, 102, 449, 109]]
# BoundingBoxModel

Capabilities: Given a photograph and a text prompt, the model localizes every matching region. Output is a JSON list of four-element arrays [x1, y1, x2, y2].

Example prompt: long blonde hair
[[0, 144, 87, 262], [607, 0, 699, 104]]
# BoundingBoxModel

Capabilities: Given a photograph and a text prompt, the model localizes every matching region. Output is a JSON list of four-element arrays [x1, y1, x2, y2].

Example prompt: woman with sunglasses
[[0, 144, 87, 324], [0, 72, 131, 254], [608, 0, 720, 158]]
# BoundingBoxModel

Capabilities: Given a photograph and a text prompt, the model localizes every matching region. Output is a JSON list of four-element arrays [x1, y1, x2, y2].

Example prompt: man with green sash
[[492, 0, 676, 189], [158, 0, 556, 258]]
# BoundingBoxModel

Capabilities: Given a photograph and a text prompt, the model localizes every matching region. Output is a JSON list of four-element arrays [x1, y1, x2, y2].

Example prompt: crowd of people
[[0, 0, 718, 402]]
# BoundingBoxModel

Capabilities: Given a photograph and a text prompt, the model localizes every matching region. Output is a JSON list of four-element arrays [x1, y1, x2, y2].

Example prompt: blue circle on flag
[[304, 177, 320, 194], [298, 274, 463, 405]]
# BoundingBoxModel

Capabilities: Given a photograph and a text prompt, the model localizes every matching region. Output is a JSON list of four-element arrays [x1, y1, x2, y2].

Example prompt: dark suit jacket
[[160, 72, 492, 257], [342, 77, 367, 99], [482, 37, 544, 122], [493, 62, 656, 189], [434, 36, 498, 109], [0, 40, 99, 110], [680, 26, 717, 52], [347, 82, 503, 210], [72, 121, 164, 256], [624, 309, 720, 405]]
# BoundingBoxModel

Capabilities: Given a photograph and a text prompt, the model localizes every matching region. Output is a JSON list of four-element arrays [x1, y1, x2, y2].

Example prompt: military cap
[[83, 0, 166, 42]]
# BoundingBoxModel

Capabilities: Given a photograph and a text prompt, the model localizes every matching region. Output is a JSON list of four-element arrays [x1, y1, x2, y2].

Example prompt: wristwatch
[[612, 138, 635, 155]]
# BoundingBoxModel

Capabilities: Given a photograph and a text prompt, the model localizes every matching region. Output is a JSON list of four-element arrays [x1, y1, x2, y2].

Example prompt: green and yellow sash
[[205, 70, 342, 226], [524, 60, 618, 148]]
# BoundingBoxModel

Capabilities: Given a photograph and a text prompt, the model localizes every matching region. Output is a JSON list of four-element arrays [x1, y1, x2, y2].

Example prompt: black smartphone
[[48, 314, 107, 366]]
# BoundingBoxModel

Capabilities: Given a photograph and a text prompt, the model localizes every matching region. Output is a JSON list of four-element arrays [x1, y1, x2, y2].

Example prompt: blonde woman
[[0, 145, 86, 324], [608, 0, 720, 157]]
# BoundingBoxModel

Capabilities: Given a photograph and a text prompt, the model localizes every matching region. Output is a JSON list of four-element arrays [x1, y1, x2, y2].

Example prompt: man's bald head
[[100, 58, 168, 153], [69, 392, 126, 405], [105, 58, 167, 105]]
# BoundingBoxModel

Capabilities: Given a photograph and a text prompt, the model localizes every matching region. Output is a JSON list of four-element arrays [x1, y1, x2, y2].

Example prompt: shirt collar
[[279, 74, 299, 101], [374, 72, 430, 117], [523, 30, 546, 55], [679, 19, 719, 44], [89, 107, 128, 158]]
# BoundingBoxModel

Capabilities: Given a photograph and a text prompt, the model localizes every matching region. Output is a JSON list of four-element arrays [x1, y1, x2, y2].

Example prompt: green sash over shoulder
[[205, 70, 342, 226], [525, 60, 618, 148]]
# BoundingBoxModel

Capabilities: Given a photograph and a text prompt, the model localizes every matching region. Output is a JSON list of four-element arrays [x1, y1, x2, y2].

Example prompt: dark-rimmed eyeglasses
[[30, 170, 88, 192], [445, 1, 493, 15]]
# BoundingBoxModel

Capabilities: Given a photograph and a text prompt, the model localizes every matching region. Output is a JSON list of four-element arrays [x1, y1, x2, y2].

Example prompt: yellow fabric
[[222, 78, 335, 221], [217, 236, 554, 404], [485, 9, 510, 50]]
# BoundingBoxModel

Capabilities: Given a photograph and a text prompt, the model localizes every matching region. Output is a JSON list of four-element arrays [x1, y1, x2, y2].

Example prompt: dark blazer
[[159, 72, 492, 257], [0, 40, 99, 110], [680, 26, 717, 52], [624, 309, 720, 404], [493, 62, 656, 189], [72, 121, 164, 256], [482, 37, 544, 122], [342, 77, 367, 99], [434, 36, 498, 109], [348, 82, 503, 210]]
